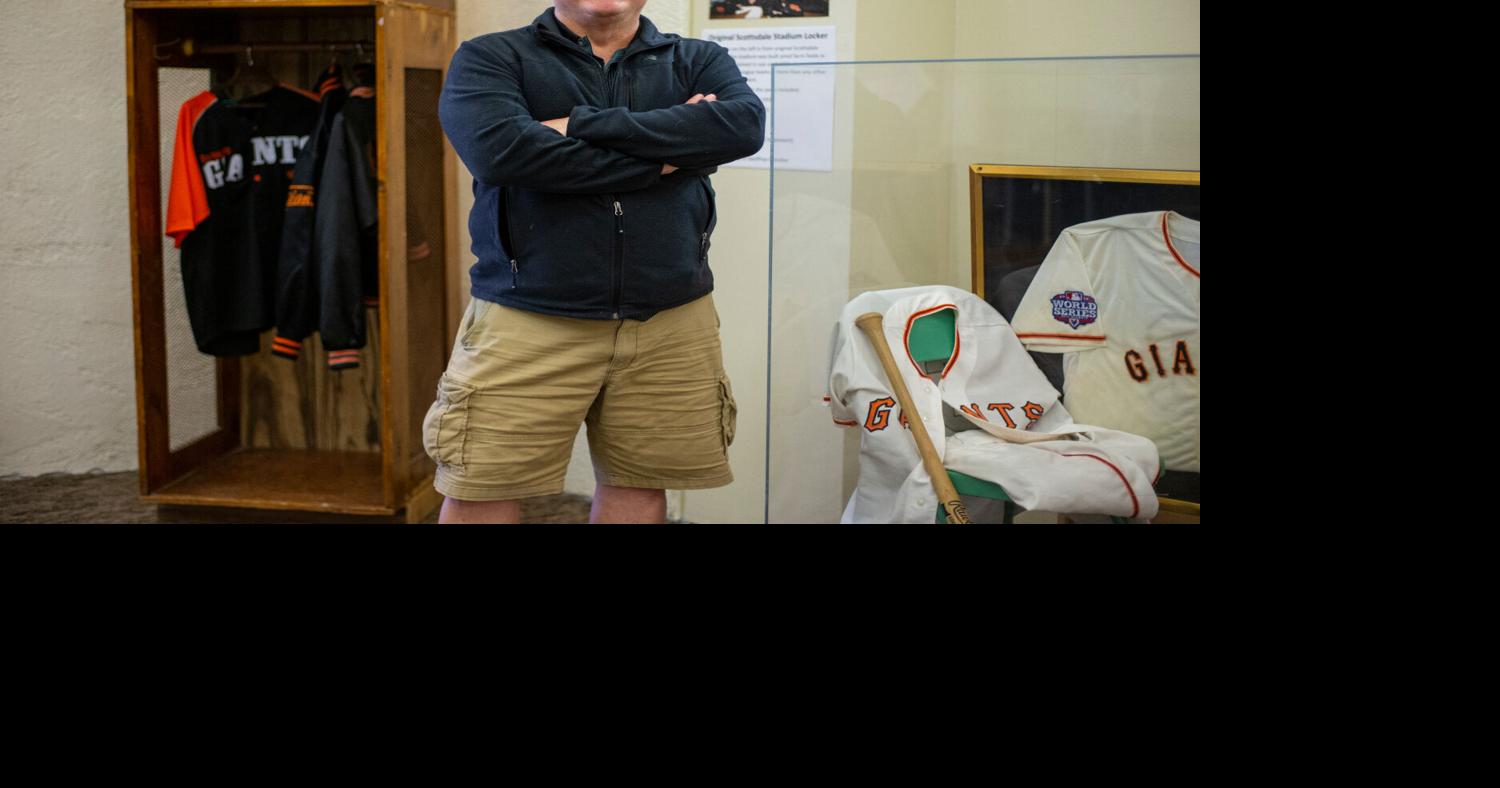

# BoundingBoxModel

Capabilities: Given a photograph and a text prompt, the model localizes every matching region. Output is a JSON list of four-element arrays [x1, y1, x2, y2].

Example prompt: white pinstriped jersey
[[827, 286, 1161, 523], [1012, 211, 1200, 473]]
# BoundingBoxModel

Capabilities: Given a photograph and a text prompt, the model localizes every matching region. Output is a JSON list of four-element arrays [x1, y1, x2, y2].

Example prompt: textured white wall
[[0, 2, 135, 477]]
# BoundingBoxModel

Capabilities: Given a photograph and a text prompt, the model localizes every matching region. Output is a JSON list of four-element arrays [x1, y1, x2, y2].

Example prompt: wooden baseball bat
[[854, 312, 971, 524]]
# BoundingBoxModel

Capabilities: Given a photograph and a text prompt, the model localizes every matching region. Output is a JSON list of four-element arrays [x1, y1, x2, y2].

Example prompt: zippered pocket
[[698, 178, 717, 265], [497, 186, 519, 289]]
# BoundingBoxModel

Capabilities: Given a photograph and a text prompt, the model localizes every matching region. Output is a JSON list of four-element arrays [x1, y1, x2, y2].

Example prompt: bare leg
[[590, 484, 666, 524], [438, 497, 522, 524]]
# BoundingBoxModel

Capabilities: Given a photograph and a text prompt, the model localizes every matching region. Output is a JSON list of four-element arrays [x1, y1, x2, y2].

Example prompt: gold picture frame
[[968, 164, 1201, 300], [969, 164, 1202, 517]]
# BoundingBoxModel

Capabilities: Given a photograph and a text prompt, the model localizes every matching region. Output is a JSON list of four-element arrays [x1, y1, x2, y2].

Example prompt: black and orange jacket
[[270, 76, 379, 372], [272, 64, 348, 365], [166, 85, 320, 356], [312, 87, 380, 370]]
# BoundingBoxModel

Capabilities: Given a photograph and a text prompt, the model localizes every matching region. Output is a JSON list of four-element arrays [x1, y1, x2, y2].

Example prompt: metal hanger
[[222, 45, 277, 103]]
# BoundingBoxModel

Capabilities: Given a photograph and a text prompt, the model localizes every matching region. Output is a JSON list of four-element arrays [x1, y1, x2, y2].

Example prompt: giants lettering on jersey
[[959, 402, 1045, 429], [199, 135, 309, 190], [252, 135, 309, 166], [1124, 340, 1196, 383], [198, 147, 241, 189], [861, 400, 914, 431], [864, 400, 1047, 432], [865, 398, 897, 431]]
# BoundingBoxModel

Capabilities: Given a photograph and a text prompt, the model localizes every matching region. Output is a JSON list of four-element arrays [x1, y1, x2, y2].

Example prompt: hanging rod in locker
[[156, 39, 376, 58], [198, 41, 375, 53]]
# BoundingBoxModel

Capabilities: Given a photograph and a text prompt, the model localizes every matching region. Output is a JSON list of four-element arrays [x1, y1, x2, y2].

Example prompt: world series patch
[[1050, 291, 1098, 329]]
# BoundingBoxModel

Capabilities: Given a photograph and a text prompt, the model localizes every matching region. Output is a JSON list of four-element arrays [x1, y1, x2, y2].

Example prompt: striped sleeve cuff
[[328, 348, 361, 371], [272, 336, 302, 360]]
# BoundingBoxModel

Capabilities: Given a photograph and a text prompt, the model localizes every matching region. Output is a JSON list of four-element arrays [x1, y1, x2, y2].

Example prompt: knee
[[439, 496, 522, 524], [596, 485, 665, 503]]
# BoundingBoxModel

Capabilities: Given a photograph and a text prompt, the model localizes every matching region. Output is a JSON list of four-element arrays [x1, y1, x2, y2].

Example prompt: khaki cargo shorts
[[422, 294, 736, 501]]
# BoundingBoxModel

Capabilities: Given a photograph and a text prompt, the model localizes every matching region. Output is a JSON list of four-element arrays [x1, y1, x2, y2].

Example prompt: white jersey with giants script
[[827, 286, 1161, 523], [1011, 211, 1200, 472]]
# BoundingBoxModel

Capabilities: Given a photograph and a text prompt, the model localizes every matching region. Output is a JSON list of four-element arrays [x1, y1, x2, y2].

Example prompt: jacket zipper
[[538, 27, 671, 318], [699, 180, 715, 266], [600, 54, 625, 318], [500, 187, 519, 289], [612, 200, 624, 319]]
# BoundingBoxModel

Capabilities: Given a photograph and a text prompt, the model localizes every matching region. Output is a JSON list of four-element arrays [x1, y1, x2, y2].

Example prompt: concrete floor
[[0, 470, 594, 524]]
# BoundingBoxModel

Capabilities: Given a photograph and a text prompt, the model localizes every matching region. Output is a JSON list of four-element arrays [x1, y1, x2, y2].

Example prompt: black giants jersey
[[167, 85, 320, 356]]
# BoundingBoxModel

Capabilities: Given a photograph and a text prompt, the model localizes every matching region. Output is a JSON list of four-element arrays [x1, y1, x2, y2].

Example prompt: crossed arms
[[439, 40, 766, 195]]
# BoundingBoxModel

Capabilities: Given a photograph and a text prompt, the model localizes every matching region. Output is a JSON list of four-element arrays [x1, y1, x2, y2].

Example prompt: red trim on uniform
[[1016, 333, 1107, 342], [273, 337, 301, 348], [1062, 453, 1140, 519], [832, 418, 857, 427], [1163, 212, 1199, 278], [901, 304, 960, 381], [822, 395, 832, 403]]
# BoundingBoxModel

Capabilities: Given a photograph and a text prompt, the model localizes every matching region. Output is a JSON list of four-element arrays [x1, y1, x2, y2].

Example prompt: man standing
[[427, 1, 765, 523]]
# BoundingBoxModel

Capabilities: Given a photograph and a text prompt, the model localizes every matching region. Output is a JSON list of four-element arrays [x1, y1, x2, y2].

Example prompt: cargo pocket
[[422, 373, 477, 473], [718, 374, 737, 452]]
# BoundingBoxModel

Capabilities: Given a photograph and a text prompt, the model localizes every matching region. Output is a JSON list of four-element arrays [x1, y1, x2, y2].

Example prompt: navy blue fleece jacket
[[439, 8, 765, 320]]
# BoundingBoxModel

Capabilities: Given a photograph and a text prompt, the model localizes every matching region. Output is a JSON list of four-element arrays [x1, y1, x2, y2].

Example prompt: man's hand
[[541, 116, 569, 136]]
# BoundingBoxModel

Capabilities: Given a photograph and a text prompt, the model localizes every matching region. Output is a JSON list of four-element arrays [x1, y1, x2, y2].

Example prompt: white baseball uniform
[[1011, 211, 1200, 473], [827, 286, 1161, 524]]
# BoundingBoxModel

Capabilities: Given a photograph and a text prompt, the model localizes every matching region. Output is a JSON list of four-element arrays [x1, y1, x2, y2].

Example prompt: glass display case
[[765, 55, 1200, 523]]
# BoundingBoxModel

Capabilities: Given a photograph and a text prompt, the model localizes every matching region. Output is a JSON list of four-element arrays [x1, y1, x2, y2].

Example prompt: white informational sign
[[703, 26, 836, 172]]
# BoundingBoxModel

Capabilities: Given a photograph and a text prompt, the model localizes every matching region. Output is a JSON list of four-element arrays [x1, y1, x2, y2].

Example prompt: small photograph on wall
[[710, 1, 830, 20]]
